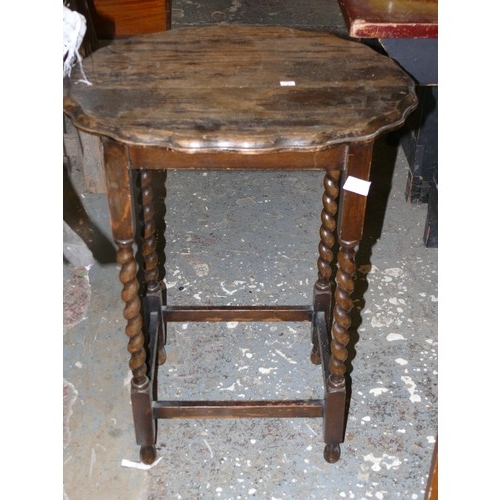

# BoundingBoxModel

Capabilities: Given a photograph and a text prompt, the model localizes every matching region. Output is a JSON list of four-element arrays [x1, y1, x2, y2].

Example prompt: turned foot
[[324, 443, 341, 463], [158, 345, 167, 365], [310, 345, 321, 365], [140, 445, 157, 465]]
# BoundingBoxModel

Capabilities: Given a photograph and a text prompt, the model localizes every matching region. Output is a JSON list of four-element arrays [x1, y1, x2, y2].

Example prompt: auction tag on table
[[280, 80, 296, 86], [343, 176, 371, 196]]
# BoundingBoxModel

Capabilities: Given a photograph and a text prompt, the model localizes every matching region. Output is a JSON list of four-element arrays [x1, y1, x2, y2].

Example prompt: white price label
[[343, 176, 371, 196]]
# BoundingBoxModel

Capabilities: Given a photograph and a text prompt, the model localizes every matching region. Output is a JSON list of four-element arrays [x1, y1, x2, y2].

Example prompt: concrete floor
[[63, 1, 438, 499]]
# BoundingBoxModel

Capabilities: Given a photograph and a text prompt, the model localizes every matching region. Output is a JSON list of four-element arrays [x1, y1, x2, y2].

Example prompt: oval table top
[[64, 25, 417, 153]]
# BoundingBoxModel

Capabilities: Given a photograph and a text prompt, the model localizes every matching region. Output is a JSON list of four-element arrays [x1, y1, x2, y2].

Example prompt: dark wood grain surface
[[338, 0, 438, 38], [64, 25, 416, 153]]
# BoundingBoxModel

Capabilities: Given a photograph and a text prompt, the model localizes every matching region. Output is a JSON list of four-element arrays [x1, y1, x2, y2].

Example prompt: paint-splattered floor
[[63, 2, 437, 498]]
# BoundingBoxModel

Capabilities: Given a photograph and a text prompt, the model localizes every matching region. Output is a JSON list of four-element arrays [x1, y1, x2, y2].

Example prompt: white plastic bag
[[63, 5, 91, 84]]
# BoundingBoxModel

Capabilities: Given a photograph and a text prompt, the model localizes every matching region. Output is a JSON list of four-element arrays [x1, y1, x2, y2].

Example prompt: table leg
[[311, 168, 341, 365], [139, 169, 167, 366], [323, 142, 373, 463], [102, 138, 157, 464]]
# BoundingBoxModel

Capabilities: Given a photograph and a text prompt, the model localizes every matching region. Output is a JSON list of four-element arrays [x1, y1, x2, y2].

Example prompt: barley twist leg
[[117, 241, 148, 387], [329, 242, 356, 388], [140, 169, 166, 365], [322, 242, 357, 463], [311, 169, 341, 364], [117, 241, 157, 463]]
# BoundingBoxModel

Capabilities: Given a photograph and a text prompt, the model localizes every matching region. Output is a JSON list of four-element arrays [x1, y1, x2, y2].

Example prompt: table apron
[[125, 143, 349, 171]]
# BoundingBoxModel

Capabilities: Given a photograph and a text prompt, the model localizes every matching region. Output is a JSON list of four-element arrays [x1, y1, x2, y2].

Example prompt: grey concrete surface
[[63, 1, 438, 498]]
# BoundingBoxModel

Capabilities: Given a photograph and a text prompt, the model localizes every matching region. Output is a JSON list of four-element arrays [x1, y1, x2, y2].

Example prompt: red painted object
[[338, 0, 438, 38]]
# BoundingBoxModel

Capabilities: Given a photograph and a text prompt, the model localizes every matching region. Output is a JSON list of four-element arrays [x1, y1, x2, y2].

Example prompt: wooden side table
[[64, 25, 417, 465]]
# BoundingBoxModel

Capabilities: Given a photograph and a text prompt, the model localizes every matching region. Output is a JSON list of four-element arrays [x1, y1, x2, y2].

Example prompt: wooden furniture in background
[[88, 0, 171, 37], [338, 0, 438, 247], [338, 0, 437, 38], [64, 25, 417, 465]]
